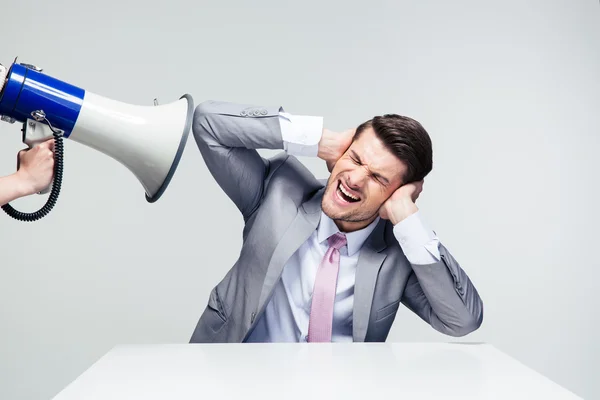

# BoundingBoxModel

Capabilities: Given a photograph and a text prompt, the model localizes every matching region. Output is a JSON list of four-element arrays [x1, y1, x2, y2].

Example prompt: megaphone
[[0, 58, 194, 221]]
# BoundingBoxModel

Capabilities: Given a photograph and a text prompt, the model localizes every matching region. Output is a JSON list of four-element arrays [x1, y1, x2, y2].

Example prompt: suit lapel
[[253, 185, 389, 343], [256, 189, 323, 314], [353, 219, 388, 342]]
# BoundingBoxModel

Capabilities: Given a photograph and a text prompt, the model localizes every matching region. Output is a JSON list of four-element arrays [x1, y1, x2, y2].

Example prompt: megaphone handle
[[34, 142, 53, 195], [21, 116, 58, 195], [1, 122, 64, 222], [18, 142, 54, 195]]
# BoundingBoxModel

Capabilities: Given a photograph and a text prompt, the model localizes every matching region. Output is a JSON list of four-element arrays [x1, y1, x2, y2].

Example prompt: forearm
[[194, 101, 324, 155], [407, 247, 483, 336], [193, 101, 284, 218], [192, 101, 323, 219], [0, 173, 32, 206], [395, 213, 483, 336], [194, 101, 287, 150]]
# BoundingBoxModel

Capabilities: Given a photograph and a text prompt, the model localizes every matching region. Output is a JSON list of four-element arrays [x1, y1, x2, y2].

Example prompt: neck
[[333, 214, 378, 233]]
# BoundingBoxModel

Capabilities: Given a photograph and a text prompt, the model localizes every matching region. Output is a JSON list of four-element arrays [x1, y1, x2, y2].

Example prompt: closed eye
[[349, 150, 364, 164], [350, 150, 389, 186], [372, 174, 387, 186]]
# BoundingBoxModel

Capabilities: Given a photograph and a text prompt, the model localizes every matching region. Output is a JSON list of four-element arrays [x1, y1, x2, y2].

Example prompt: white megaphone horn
[[0, 58, 194, 221]]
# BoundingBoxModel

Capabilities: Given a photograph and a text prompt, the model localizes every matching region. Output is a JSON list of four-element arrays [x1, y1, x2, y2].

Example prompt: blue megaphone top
[[0, 62, 85, 137]]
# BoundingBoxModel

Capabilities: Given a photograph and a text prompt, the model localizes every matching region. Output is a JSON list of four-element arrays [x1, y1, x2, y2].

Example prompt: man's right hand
[[15, 139, 55, 195], [317, 128, 355, 172]]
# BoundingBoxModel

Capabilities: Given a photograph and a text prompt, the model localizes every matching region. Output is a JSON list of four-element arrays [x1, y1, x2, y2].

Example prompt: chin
[[321, 199, 342, 220]]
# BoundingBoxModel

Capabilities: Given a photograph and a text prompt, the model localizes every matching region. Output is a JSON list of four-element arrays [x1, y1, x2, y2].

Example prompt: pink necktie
[[307, 232, 347, 342]]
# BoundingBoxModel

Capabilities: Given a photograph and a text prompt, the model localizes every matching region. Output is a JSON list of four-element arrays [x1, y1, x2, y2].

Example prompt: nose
[[346, 168, 368, 190]]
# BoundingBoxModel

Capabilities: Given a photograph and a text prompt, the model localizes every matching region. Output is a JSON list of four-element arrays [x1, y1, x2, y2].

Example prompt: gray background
[[1, 0, 598, 399]]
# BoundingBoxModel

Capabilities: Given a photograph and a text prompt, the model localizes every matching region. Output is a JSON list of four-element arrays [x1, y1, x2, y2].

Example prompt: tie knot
[[328, 232, 347, 250]]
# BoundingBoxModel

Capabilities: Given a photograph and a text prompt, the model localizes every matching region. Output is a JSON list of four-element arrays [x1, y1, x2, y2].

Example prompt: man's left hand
[[379, 180, 423, 225]]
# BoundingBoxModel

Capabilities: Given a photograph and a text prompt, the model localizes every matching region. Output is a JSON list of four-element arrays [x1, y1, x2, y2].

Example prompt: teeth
[[339, 183, 359, 201]]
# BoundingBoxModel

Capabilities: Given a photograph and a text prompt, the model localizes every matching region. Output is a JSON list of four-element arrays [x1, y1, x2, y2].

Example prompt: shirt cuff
[[392, 211, 441, 265], [279, 112, 323, 157]]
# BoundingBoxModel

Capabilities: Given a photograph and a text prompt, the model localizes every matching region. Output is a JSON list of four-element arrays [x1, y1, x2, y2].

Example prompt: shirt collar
[[316, 211, 380, 256]]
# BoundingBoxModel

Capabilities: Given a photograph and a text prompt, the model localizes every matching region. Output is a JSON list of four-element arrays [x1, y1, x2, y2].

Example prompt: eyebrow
[[350, 150, 390, 185]]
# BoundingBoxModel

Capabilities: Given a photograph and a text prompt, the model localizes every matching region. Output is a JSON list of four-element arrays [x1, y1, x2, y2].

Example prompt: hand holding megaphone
[[1, 109, 65, 221], [18, 110, 63, 195], [16, 136, 56, 196]]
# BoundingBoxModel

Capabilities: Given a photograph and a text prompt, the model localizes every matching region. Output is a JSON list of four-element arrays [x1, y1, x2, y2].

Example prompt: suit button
[[260, 109, 267, 115], [240, 110, 247, 116], [253, 110, 260, 116]]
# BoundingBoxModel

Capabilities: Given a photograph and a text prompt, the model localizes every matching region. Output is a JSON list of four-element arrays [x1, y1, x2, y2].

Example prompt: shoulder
[[267, 153, 323, 188], [262, 153, 324, 204]]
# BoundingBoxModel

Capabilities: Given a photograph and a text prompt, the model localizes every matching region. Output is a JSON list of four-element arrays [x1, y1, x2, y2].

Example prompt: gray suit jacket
[[188, 100, 483, 343]]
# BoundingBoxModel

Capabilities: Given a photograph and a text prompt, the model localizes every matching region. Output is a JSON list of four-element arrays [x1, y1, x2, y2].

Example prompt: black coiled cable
[[1, 118, 64, 222]]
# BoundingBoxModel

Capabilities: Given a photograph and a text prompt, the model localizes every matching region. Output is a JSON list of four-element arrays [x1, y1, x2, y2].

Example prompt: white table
[[52, 343, 581, 400]]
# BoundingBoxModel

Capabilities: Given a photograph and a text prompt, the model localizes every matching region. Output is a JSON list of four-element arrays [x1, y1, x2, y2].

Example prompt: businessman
[[189, 100, 483, 343]]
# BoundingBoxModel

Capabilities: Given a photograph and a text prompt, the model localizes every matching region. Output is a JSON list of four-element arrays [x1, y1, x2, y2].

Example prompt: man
[[189, 100, 483, 343], [0, 139, 54, 206]]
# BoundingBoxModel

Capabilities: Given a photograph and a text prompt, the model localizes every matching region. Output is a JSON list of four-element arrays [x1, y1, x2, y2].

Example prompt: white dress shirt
[[245, 112, 441, 343]]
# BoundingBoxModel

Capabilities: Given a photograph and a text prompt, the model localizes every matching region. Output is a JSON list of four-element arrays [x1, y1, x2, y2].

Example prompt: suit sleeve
[[395, 214, 484, 337], [192, 100, 321, 220]]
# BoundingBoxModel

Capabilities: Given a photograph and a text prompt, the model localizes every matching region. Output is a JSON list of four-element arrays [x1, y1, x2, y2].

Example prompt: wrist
[[12, 171, 35, 197], [389, 199, 418, 225]]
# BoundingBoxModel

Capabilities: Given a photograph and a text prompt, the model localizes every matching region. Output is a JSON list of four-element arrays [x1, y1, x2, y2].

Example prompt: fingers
[[38, 138, 55, 151], [344, 128, 357, 142], [378, 205, 388, 220], [36, 141, 55, 159], [326, 159, 335, 173], [413, 180, 424, 202], [398, 180, 424, 202], [18, 142, 54, 168]]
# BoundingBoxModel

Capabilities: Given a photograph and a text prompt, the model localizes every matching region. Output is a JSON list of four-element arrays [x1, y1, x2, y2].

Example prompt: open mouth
[[337, 180, 361, 203]]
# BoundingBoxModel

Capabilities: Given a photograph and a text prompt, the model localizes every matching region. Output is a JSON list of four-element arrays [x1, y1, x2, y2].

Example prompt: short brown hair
[[354, 114, 433, 184]]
